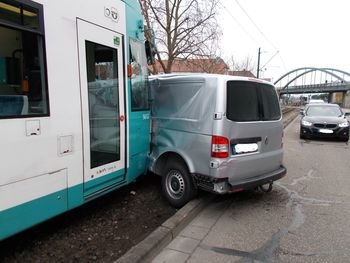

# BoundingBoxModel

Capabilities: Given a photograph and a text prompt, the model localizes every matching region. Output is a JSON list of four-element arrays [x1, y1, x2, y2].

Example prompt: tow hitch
[[259, 182, 273, 193]]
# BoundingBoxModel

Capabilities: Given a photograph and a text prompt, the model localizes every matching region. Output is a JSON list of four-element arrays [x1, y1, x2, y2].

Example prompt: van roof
[[149, 73, 273, 86]]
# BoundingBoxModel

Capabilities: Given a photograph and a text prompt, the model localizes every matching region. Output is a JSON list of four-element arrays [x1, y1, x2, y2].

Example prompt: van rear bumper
[[194, 165, 287, 194]]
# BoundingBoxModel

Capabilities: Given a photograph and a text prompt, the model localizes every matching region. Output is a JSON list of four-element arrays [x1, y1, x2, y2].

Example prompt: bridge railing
[[278, 82, 350, 94]]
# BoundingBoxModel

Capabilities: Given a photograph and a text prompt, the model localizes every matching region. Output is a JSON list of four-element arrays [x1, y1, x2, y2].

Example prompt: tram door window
[[85, 41, 120, 168]]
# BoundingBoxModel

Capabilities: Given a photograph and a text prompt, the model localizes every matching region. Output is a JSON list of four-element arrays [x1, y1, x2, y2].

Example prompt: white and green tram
[[0, 0, 152, 240]]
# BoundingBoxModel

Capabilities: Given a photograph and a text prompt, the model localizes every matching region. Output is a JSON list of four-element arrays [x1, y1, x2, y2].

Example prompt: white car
[[309, 99, 325, 104]]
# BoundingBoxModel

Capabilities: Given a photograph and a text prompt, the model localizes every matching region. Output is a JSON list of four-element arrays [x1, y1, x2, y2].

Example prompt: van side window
[[226, 81, 281, 122], [0, 0, 48, 118]]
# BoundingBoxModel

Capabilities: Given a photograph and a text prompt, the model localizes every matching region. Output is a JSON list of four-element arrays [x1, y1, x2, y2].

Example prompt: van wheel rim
[[166, 170, 185, 199]]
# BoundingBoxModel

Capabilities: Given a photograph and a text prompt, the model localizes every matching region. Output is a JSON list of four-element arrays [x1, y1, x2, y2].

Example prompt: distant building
[[261, 77, 272, 82], [152, 58, 229, 74], [150, 58, 256, 78], [227, 70, 256, 78]]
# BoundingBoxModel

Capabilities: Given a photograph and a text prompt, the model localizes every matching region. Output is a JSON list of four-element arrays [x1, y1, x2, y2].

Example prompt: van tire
[[161, 160, 197, 208]]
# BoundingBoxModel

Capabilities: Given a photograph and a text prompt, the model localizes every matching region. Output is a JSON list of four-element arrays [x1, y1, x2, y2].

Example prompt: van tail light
[[211, 136, 229, 158]]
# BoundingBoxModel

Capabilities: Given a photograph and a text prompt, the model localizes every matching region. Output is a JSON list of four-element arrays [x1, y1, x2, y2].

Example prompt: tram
[[0, 0, 152, 240]]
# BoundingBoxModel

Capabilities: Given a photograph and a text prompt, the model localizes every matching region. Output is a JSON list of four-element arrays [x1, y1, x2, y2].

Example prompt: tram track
[[282, 106, 300, 128]]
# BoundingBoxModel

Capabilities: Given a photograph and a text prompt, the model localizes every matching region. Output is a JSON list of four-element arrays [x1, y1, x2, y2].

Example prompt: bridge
[[274, 67, 350, 107], [279, 82, 350, 94]]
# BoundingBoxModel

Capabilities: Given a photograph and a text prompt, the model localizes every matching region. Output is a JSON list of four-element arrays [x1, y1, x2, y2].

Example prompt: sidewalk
[[152, 196, 236, 262]]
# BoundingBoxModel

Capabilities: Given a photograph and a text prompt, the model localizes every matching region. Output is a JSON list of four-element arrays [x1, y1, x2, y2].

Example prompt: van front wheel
[[161, 161, 196, 208]]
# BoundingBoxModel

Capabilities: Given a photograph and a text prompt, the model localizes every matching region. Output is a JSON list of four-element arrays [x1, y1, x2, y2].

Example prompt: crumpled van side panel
[[150, 77, 216, 134], [149, 76, 217, 175]]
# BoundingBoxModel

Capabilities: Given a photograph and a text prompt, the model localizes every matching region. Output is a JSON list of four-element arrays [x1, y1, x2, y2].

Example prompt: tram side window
[[129, 38, 149, 111], [0, 2, 48, 118]]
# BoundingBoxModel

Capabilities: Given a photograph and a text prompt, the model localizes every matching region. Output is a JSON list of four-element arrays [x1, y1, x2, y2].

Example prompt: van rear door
[[224, 80, 283, 183]]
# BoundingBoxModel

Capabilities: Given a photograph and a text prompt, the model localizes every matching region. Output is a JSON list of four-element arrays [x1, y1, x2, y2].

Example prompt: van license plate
[[232, 143, 258, 155], [318, 129, 333, 134]]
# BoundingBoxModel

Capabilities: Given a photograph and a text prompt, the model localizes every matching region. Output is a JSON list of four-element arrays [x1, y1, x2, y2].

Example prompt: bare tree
[[227, 55, 255, 72], [139, 0, 221, 73], [180, 56, 228, 74]]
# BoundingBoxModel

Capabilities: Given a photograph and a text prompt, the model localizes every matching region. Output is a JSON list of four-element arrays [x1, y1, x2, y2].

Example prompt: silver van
[[149, 74, 286, 207]]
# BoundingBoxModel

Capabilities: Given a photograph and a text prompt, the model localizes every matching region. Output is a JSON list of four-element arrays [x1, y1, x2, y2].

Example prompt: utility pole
[[256, 47, 261, 78]]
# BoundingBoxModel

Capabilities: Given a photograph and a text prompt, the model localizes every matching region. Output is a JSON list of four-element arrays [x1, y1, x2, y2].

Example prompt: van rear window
[[226, 81, 281, 122]]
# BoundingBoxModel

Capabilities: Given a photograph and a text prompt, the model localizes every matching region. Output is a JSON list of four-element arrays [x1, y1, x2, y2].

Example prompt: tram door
[[77, 19, 126, 197]]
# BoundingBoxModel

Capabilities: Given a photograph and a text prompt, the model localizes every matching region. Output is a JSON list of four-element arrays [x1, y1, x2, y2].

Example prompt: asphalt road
[[153, 115, 350, 262]]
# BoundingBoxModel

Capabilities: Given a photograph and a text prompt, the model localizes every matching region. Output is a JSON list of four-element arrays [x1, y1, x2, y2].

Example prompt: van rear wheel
[[161, 161, 196, 208]]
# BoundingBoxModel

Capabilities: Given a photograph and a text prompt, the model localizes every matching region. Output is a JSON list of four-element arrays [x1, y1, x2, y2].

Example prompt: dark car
[[300, 103, 350, 141]]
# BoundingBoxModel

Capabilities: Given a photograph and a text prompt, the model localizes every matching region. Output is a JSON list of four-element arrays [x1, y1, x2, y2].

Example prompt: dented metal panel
[[149, 75, 217, 175], [150, 76, 217, 134]]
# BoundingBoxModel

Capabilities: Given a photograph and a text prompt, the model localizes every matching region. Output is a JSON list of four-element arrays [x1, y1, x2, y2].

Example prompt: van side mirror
[[300, 109, 304, 116]]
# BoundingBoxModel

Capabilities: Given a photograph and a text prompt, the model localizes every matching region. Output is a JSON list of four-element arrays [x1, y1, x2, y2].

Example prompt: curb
[[115, 195, 212, 263]]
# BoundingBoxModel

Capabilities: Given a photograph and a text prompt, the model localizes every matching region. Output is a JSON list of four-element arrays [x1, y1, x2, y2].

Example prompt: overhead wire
[[233, 0, 288, 72], [278, 55, 288, 71], [234, 0, 278, 51], [218, 1, 260, 47], [220, 0, 289, 76], [260, 50, 279, 69]]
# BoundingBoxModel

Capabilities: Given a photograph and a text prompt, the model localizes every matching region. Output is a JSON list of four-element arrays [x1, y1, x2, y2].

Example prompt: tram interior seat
[[0, 95, 28, 116]]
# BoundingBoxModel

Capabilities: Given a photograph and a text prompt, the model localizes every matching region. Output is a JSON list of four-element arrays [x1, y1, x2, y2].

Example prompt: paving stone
[[167, 236, 200, 254], [180, 225, 210, 240], [152, 249, 189, 263]]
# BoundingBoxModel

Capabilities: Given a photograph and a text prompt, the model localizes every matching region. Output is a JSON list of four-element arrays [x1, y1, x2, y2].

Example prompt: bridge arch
[[274, 67, 350, 91]]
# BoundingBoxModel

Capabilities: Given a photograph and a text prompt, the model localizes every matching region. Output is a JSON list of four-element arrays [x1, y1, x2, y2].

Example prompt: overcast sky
[[218, 0, 350, 82]]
